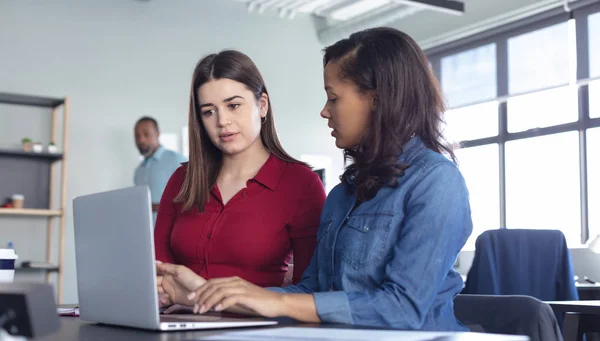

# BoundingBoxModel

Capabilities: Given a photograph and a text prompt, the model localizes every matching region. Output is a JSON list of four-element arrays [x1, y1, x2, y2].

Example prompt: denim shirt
[[270, 137, 472, 331]]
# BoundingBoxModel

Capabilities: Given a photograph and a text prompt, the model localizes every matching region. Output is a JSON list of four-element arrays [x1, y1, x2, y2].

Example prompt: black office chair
[[454, 294, 563, 341]]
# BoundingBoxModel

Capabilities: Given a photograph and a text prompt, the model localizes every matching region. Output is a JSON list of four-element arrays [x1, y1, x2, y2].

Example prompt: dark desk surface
[[546, 300, 600, 314], [576, 283, 600, 291], [34, 317, 258, 341], [32, 317, 529, 341], [547, 301, 600, 341]]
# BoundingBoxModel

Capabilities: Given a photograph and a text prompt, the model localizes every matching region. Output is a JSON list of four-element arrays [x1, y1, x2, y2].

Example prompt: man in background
[[133, 116, 186, 225]]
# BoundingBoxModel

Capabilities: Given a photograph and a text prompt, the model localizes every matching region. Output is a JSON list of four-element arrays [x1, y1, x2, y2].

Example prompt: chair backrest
[[463, 229, 578, 302], [454, 294, 563, 341]]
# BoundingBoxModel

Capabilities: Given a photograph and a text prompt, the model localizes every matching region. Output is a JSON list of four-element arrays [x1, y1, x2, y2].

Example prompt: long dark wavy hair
[[323, 27, 455, 202], [175, 50, 307, 212]]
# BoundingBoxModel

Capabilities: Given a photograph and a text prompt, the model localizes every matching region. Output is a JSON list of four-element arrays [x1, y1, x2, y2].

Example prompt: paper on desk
[[56, 306, 79, 316], [193, 327, 527, 341]]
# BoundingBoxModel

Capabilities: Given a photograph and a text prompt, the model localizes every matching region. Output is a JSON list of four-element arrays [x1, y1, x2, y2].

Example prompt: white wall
[[0, 0, 343, 303]]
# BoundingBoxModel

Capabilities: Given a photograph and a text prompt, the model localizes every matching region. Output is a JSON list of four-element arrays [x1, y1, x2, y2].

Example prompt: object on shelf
[[20, 261, 57, 270], [0, 247, 18, 282], [32, 142, 43, 153], [10, 195, 24, 209], [47, 142, 57, 154], [21, 138, 32, 152], [1, 198, 13, 208]]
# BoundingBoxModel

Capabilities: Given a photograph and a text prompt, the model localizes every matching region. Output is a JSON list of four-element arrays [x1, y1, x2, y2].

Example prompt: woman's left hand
[[188, 276, 285, 317]]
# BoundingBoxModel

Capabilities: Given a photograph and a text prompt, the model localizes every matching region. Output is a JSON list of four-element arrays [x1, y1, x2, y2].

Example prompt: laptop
[[72, 186, 278, 331]]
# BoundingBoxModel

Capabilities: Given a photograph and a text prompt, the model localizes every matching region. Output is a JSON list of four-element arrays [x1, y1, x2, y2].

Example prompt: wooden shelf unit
[[16, 266, 60, 273], [0, 208, 62, 217], [0, 148, 63, 162], [0, 91, 69, 303]]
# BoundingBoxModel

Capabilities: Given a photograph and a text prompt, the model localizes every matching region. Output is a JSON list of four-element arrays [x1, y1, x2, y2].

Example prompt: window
[[508, 22, 570, 94], [589, 12, 599, 119], [591, 80, 600, 119], [455, 144, 500, 251], [588, 128, 600, 239], [507, 86, 578, 133], [441, 44, 497, 108], [505, 132, 581, 245], [444, 101, 498, 143], [430, 5, 600, 249], [590, 12, 600, 78]]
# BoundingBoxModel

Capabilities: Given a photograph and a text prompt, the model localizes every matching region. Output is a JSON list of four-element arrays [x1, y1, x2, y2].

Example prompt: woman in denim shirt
[[157, 27, 473, 331]]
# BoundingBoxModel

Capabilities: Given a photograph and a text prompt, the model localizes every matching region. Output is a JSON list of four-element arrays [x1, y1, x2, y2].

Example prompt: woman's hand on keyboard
[[187, 276, 284, 317], [156, 261, 207, 308]]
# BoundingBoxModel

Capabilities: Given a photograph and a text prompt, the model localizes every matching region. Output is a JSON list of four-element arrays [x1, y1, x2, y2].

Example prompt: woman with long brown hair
[[157, 28, 472, 331], [154, 50, 326, 309]]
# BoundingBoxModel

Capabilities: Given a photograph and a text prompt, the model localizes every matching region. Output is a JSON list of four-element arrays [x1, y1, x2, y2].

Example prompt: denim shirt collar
[[398, 136, 426, 164]]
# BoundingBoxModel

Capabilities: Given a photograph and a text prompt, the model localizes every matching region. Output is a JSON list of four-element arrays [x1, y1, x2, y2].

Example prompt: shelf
[[0, 92, 64, 108], [0, 208, 62, 217], [0, 148, 63, 162], [16, 266, 60, 273]]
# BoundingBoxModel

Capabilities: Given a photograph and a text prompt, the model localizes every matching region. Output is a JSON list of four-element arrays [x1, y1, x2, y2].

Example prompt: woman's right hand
[[156, 261, 207, 307]]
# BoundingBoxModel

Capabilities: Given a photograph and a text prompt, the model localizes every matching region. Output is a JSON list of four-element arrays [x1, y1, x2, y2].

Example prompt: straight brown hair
[[174, 50, 307, 212]]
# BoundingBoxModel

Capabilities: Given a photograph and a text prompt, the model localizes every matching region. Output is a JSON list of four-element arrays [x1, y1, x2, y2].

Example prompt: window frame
[[427, 1, 600, 244]]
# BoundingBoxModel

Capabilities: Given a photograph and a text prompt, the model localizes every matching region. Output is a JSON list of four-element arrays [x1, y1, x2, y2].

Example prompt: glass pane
[[588, 128, 600, 240], [505, 132, 581, 245], [441, 44, 497, 108], [591, 80, 600, 119], [508, 22, 570, 94], [590, 12, 600, 78], [444, 101, 498, 143], [455, 144, 500, 251], [507, 86, 578, 133]]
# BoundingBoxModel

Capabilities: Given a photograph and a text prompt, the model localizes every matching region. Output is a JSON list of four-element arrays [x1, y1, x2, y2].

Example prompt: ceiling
[[229, 0, 570, 47], [231, 0, 467, 45], [231, 0, 464, 21]]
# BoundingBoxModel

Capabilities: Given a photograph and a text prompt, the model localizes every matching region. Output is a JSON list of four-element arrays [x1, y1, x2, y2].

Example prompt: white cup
[[0, 249, 18, 282], [11, 194, 24, 209]]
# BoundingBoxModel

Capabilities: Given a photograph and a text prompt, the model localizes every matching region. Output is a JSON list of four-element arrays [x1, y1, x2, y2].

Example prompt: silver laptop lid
[[73, 186, 160, 329]]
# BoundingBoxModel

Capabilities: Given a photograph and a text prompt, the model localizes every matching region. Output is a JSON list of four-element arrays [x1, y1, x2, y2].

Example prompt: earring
[[261, 116, 267, 125]]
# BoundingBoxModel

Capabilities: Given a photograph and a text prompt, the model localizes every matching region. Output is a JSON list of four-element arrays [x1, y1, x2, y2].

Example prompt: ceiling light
[[330, 0, 391, 21]]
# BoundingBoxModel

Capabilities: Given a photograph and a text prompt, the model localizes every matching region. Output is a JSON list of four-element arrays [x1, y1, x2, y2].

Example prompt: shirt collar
[[398, 135, 426, 164], [253, 154, 285, 191], [147, 145, 166, 161]]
